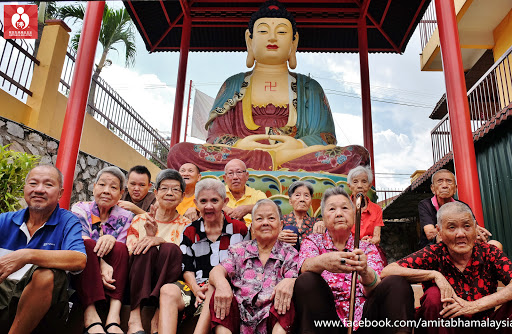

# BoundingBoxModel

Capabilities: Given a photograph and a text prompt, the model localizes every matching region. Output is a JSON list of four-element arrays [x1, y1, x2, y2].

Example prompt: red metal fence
[[431, 45, 512, 163]]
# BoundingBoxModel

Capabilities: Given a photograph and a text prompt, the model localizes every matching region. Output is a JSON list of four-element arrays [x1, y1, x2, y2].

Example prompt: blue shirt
[[0, 205, 86, 280]]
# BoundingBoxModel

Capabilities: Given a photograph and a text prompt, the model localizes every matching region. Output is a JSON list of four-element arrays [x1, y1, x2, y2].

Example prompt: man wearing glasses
[[223, 159, 267, 227]]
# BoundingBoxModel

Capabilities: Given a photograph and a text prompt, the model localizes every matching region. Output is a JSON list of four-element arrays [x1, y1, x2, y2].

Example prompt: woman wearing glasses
[[126, 169, 191, 334]]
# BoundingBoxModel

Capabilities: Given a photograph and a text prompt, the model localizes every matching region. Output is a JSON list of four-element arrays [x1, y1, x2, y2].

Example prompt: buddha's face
[[249, 17, 295, 65]]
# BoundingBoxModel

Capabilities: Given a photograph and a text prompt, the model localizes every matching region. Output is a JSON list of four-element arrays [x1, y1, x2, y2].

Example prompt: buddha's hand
[[269, 135, 336, 166], [233, 134, 280, 150]]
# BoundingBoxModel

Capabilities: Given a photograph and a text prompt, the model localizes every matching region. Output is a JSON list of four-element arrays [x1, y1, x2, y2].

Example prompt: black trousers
[[293, 272, 414, 334]]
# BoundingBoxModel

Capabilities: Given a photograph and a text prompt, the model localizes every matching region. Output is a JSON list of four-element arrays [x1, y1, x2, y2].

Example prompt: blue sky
[[3, 1, 448, 190]]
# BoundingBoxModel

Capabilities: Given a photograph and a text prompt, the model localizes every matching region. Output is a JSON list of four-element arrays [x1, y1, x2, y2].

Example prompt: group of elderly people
[[4, 160, 512, 334]]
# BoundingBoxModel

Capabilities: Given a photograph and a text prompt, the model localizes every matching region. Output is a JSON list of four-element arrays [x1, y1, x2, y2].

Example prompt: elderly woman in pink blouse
[[295, 187, 413, 334], [72, 166, 134, 334], [206, 199, 298, 334]]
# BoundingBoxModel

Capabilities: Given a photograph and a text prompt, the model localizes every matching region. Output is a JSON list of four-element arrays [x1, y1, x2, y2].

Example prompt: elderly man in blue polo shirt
[[0, 165, 86, 334]]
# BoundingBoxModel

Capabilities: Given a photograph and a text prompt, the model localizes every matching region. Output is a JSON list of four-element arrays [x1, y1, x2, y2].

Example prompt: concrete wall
[[0, 116, 124, 207], [493, 9, 512, 60]]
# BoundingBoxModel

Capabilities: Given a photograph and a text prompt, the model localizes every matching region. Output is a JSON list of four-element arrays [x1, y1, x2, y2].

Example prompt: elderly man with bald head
[[0, 165, 86, 333], [382, 202, 512, 334], [223, 159, 267, 227]]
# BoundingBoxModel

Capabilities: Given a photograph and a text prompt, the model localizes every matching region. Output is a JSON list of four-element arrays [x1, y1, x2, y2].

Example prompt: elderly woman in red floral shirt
[[295, 186, 413, 334]]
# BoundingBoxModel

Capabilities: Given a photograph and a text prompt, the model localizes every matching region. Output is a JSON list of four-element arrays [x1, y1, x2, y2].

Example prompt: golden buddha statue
[[167, 0, 369, 173]]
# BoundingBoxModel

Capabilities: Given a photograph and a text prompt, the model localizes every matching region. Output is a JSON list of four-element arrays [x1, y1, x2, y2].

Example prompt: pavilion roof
[[123, 0, 431, 53]]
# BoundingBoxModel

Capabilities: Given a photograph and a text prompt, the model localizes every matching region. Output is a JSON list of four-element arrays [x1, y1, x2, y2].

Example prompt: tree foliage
[[0, 145, 40, 213], [57, 2, 136, 76]]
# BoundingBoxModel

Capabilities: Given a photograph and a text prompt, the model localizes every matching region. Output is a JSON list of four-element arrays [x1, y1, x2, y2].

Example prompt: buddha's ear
[[245, 29, 255, 68], [288, 32, 299, 69]]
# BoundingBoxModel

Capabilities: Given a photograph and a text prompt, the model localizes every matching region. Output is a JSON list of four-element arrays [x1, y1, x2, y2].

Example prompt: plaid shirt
[[179, 213, 249, 284]]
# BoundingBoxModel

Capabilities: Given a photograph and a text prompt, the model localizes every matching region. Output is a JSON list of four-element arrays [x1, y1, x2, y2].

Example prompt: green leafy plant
[[0, 145, 40, 213]]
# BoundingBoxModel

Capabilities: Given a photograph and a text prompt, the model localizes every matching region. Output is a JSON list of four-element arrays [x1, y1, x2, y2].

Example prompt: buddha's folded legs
[[167, 142, 369, 173]]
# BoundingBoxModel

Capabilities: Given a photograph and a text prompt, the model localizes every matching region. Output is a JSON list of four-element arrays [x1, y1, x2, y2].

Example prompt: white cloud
[[373, 127, 434, 189], [332, 112, 364, 146], [99, 64, 176, 135]]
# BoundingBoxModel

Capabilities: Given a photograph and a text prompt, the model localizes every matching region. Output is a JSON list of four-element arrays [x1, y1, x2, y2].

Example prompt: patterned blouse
[[298, 233, 384, 329], [179, 213, 249, 284], [396, 242, 512, 319], [282, 212, 317, 241], [221, 239, 299, 334], [126, 213, 191, 253], [71, 201, 134, 243]]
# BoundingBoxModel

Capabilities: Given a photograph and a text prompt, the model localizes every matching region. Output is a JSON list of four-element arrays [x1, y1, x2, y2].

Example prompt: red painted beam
[[151, 12, 184, 52], [154, 46, 391, 52], [190, 16, 360, 24], [399, 0, 426, 51], [380, 0, 392, 26], [159, 0, 171, 25], [194, 0, 357, 3], [170, 13, 192, 147], [127, 1, 153, 49], [189, 7, 360, 14], [56, 1, 105, 209], [185, 23, 368, 28], [358, 16, 376, 186], [434, 0, 484, 227]]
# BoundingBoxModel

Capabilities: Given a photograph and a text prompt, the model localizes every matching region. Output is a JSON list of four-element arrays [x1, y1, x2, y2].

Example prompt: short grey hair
[[195, 178, 226, 199], [25, 164, 64, 188], [95, 166, 126, 189], [224, 158, 247, 173], [436, 201, 476, 230], [347, 166, 373, 184], [288, 181, 314, 196], [431, 169, 455, 184], [155, 169, 185, 192], [252, 198, 280, 217], [321, 186, 354, 217]]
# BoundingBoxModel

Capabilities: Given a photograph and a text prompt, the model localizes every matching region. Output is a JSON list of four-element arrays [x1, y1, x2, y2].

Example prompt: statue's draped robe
[[167, 72, 369, 172]]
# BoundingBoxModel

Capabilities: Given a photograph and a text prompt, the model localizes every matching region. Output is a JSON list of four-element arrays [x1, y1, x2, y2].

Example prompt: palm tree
[[57, 3, 136, 114], [32, 1, 60, 57]]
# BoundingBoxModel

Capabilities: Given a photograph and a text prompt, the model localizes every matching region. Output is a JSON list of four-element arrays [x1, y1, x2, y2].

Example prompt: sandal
[[105, 322, 124, 334], [84, 322, 104, 334]]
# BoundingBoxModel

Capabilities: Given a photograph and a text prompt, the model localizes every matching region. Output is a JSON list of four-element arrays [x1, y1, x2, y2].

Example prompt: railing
[[58, 46, 76, 96], [430, 45, 512, 163], [0, 20, 39, 101], [59, 47, 170, 168], [376, 189, 404, 209], [418, 0, 437, 50]]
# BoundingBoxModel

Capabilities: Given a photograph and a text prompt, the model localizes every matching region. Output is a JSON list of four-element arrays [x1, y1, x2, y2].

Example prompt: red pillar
[[434, 0, 484, 226], [56, 2, 105, 209], [170, 14, 192, 148], [358, 18, 376, 185]]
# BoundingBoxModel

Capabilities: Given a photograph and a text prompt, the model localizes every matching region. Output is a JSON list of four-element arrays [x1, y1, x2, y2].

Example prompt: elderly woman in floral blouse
[[278, 181, 317, 250], [72, 166, 134, 334], [295, 186, 414, 334], [207, 199, 299, 334], [126, 169, 191, 334]]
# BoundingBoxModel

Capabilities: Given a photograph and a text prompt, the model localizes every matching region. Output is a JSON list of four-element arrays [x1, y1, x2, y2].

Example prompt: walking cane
[[347, 193, 364, 334]]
